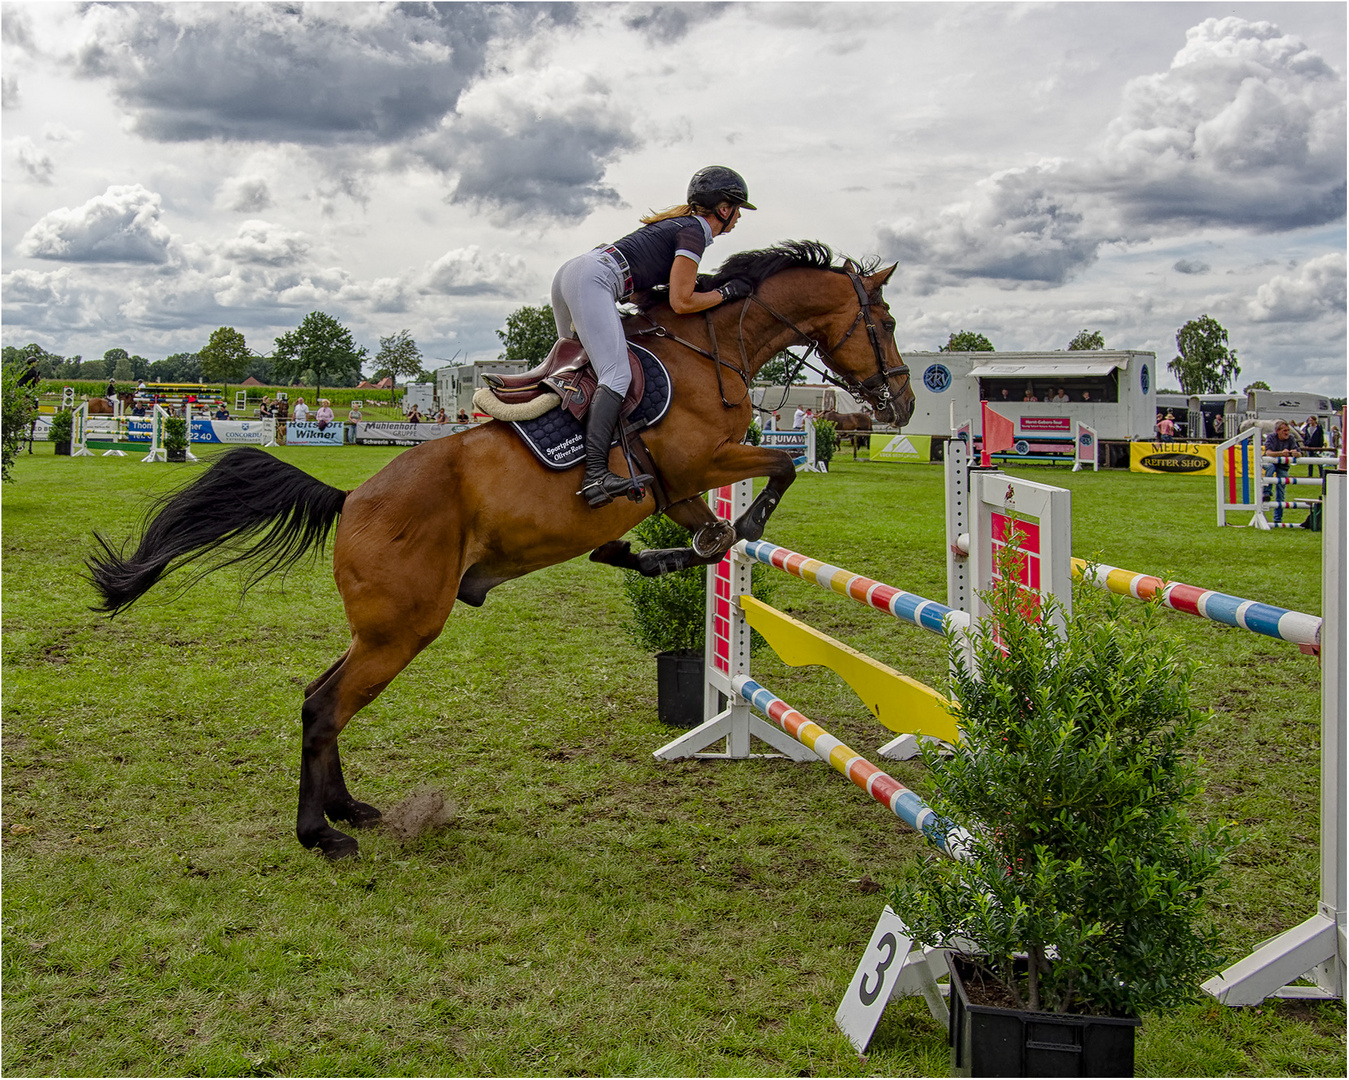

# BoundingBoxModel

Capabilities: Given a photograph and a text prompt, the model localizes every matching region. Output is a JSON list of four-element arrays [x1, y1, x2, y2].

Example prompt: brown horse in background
[[88, 241, 915, 859], [821, 409, 874, 459], [87, 392, 136, 415]]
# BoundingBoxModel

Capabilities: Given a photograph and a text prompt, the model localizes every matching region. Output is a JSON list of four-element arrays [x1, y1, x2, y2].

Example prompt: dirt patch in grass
[[381, 789, 457, 841]]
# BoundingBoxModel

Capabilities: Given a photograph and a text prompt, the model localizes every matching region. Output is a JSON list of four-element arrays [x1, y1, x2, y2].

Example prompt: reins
[[629, 262, 911, 416]]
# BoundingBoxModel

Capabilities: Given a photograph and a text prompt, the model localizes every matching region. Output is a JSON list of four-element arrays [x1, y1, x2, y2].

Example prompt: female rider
[[552, 166, 756, 508]]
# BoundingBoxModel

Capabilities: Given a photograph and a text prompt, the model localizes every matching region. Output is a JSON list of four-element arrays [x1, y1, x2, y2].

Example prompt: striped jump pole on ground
[[738, 539, 972, 637], [733, 674, 971, 860], [1070, 557, 1321, 647]]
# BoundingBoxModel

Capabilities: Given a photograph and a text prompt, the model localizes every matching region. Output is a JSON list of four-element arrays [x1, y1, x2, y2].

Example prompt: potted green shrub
[[889, 534, 1234, 1077], [164, 414, 189, 462], [48, 408, 73, 456], [812, 417, 838, 471], [621, 513, 776, 727]]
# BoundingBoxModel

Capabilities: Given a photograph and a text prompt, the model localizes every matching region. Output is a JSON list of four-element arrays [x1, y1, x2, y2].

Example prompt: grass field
[[2, 442, 1343, 1077]]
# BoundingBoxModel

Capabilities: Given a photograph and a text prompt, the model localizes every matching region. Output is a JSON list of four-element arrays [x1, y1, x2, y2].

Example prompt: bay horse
[[820, 409, 874, 460], [87, 241, 915, 859], [87, 392, 136, 415]]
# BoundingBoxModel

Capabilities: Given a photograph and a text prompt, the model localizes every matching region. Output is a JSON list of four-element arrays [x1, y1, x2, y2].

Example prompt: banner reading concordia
[[125, 419, 270, 444], [1129, 441, 1218, 476], [868, 433, 933, 463]]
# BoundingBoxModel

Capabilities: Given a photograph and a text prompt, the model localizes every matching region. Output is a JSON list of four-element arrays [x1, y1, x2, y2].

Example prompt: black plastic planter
[[655, 649, 704, 727], [947, 955, 1139, 1078], [167, 446, 188, 462], [54, 441, 71, 456]]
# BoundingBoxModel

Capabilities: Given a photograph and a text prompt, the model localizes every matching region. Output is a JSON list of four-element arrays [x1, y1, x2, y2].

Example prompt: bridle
[[631, 263, 912, 416], [742, 262, 911, 418]]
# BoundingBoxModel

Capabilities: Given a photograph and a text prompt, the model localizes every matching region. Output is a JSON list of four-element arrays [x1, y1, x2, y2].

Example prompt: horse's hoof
[[589, 540, 632, 566], [300, 824, 360, 859], [327, 800, 382, 828], [317, 830, 359, 859]]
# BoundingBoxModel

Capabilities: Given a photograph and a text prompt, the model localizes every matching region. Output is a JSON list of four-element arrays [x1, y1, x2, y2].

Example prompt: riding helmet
[[687, 166, 757, 211]]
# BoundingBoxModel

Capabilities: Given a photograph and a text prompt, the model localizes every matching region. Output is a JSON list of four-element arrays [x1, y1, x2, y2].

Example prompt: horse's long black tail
[[88, 447, 348, 616]]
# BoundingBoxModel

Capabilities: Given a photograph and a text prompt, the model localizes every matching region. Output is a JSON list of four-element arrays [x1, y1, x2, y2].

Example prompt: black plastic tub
[[947, 954, 1140, 1077], [655, 649, 704, 727]]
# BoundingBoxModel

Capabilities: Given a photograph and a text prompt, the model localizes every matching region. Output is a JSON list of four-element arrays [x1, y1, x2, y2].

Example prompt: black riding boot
[[581, 386, 653, 508]]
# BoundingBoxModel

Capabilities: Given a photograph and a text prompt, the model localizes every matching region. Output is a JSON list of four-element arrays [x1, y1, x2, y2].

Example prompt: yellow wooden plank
[[739, 595, 959, 744]]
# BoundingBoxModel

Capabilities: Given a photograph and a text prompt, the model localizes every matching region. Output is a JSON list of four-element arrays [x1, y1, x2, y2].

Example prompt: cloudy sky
[[2, 2, 1345, 393]]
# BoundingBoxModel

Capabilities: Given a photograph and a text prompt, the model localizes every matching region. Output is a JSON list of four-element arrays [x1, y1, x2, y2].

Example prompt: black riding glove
[[718, 279, 754, 302]]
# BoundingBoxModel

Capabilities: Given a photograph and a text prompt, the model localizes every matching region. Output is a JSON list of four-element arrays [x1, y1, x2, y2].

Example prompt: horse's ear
[[868, 263, 898, 287], [842, 258, 860, 274]]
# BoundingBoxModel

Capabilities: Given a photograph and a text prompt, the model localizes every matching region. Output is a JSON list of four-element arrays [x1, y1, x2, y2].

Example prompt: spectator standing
[[457, 410, 469, 423], [1263, 419, 1302, 524], [792, 405, 805, 429], [1302, 415, 1325, 476], [315, 399, 334, 431], [293, 397, 309, 423], [1156, 412, 1177, 441]]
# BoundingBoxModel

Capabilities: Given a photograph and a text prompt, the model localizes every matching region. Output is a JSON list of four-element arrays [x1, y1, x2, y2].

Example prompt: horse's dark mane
[[633, 241, 881, 312]]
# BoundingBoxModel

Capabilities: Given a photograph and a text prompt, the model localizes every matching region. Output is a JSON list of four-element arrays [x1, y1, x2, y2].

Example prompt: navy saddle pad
[[510, 343, 671, 470]]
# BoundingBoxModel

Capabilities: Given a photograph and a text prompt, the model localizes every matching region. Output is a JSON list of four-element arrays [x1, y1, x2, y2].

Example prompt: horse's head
[[706, 242, 915, 427], [822, 259, 914, 427]]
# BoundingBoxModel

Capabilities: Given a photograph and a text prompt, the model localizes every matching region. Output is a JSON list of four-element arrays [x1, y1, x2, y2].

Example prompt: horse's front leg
[[705, 444, 797, 543], [590, 494, 737, 576], [588, 445, 796, 577]]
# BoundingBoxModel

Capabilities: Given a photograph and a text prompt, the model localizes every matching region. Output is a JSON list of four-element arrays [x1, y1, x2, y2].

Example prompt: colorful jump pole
[[738, 539, 972, 637], [733, 675, 971, 860], [1070, 557, 1321, 648]]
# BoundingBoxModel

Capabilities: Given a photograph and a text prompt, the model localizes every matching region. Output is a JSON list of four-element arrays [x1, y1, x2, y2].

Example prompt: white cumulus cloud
[[424, 245, 528, 296], [219, 220, 310, 267], [18, 184, 175, 263], [1248, 253, 1347, 322]]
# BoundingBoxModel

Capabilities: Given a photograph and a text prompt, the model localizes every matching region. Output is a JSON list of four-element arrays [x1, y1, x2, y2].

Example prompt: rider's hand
[[718, 278, 753, 302]]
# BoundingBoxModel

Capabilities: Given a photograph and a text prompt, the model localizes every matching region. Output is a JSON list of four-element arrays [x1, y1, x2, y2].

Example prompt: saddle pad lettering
[[510, 343, 671, 470]]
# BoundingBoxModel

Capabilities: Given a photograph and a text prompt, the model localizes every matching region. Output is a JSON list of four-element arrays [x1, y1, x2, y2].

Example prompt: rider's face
[[718, 205, 741, 234]]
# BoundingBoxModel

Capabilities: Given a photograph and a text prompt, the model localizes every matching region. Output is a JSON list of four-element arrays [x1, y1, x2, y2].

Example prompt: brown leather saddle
[[483, 338, 646, 422]]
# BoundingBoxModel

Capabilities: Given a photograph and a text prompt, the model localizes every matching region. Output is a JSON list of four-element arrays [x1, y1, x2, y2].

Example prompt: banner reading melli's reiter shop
[[1130, 441, 1217, 475]]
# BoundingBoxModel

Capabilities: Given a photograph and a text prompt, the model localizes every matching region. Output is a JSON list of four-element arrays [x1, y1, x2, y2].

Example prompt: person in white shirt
[[792, 406, 806, 429], [293, 397, 309, 422]]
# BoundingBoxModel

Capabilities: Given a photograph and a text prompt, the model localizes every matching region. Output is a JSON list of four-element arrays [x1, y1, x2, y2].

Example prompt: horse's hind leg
[[297, 629, 434, 858]]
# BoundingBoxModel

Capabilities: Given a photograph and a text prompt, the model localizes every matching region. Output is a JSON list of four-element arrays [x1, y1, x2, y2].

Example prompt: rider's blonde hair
[[640, 203, 695, 225]]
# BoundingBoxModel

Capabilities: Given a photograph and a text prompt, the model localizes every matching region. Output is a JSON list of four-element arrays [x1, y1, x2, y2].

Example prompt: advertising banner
[[868, 433, 933, 463], [123, 418, 270, 444], [760, 429, 807, 452], [286, 421, 344, 446], [355, 422, 468, 445], [1019, 416, 1072, 433], [1130, 441, 1218, 475]]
